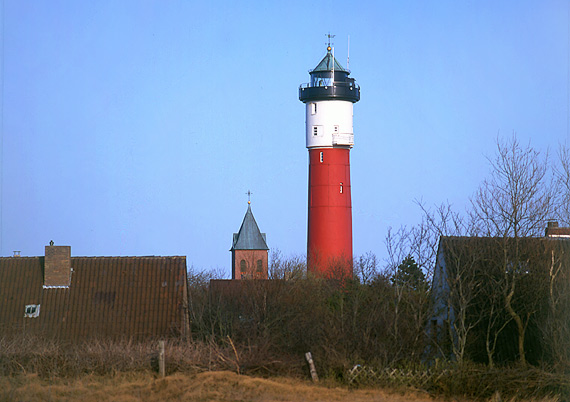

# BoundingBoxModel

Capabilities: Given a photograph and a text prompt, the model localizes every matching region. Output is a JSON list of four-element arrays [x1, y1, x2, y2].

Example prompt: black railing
[[299, 82, 360, 103]]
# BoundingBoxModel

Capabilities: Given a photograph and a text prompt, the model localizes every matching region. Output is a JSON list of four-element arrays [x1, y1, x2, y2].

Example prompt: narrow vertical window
[[256, 260, 263, 272], [240, 259, 246, 273], [311, 103, 317, 115], [319, 152, 323, 163], [340, 182, 343, 194], [443, 320, 451, 354], [431, 320, 438, 341], [313, 126, 318, 136]]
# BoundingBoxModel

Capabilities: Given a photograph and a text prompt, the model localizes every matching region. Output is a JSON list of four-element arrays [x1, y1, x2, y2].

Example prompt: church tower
[[299, 40, 360, 278], [230, 201, 269, 280]]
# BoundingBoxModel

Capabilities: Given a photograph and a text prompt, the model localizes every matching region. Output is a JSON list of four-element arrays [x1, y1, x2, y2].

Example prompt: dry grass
[[0, 336, 303, 378], [1, 371, 563, 402], [347, 364, 569, 401], [0, 370, 471, 402], [0, 336, 566, 401]]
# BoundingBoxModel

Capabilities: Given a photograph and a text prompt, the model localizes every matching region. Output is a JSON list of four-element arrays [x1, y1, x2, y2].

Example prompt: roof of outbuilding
[[231, 204, 269, 251], [436, 236, 570, 276], [0, 255, 188, 341], [311, 49, 349, 73]]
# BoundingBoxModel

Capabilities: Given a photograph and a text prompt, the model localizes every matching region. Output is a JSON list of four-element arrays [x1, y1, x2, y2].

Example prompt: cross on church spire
[[246, 190, 253, 204]]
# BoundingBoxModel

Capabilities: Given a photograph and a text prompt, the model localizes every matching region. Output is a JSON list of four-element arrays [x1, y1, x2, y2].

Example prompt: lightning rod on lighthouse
[[299, 38, 360, 278]]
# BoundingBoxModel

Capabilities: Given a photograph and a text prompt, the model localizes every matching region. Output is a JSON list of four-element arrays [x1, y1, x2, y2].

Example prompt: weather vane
[[326, 33, 335, 50], [246, 190, 253, 204]]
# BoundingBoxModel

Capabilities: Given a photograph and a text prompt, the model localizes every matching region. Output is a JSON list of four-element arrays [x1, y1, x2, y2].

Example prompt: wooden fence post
[[305, 352, 319, 382], [159, 340, 166, 378]]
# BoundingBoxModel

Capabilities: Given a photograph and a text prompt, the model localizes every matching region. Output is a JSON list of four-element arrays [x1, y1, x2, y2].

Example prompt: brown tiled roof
[[545, 227, 570, 237], [0, 256, 189, 341]]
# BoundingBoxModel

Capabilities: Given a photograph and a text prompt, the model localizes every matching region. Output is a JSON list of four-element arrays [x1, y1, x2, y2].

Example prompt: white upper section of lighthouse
[[306, 100, 354, 148], [299, 45, 359, 149]]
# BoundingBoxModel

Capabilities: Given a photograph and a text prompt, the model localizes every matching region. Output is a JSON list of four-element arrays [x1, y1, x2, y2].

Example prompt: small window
[[24, 304, 40, 318], [313, 126, 318, 136], [256, 260, 263, 272], [340, 182, 343, 194], [311, 103, 317, 115], [334, 125, 339, 132], [240, 259, 246, 273], [319, 152, 323, 163]]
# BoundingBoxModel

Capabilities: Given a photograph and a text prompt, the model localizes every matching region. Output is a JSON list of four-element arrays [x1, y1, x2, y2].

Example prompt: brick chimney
[[44, 244, 72, 287], [545, 221, 570, 238]]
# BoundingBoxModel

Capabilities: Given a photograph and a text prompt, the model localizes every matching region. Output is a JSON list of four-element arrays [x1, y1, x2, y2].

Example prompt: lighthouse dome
[[310, 50, 350, 87], [299, 47, 360, 103], [311, 49, 349, 73]]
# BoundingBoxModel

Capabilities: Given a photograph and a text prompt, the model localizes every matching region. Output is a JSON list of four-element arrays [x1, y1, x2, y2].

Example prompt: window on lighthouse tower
[[340, 182, 343, 194]]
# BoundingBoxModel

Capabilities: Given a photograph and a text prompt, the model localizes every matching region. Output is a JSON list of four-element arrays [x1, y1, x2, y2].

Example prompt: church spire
[[231, 203, 268, 251]]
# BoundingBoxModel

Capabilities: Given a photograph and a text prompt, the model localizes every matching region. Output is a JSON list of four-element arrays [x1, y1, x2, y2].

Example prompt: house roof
[[0, 255, 188, 341], [311, 49, 349, 73], [438, 235, 570, 254], [432, 234, 570, 364], [231, 204, 269, 251], [435, 235, 570, 279]]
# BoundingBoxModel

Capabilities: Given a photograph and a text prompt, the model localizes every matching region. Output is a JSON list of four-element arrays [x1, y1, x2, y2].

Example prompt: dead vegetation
[[0, 335, 301, 378], [0, 333, 567, 401], [1, 370, 565, 402], [0, 370, 479, 402], [347, 363, 569, 401]]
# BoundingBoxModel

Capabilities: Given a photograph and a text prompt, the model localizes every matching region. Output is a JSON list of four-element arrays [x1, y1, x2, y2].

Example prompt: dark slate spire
[[231, 204, 269, 250]]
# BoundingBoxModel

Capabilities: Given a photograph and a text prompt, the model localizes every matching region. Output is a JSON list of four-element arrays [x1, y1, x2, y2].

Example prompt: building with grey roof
[[230, 203, 269, 280]]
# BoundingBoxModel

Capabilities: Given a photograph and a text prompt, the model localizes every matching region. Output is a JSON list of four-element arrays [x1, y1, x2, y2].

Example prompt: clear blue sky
[[1, 1, 568, 276]]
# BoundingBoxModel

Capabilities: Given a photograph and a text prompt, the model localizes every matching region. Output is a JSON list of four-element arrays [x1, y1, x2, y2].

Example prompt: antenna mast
[[331, 47, 334, 85], [326, 33, 335, 84], [347, 35, 350, 70]]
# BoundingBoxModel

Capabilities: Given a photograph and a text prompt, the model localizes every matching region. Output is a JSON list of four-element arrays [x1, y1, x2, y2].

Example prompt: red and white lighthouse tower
[[299, 42, 360, 278]]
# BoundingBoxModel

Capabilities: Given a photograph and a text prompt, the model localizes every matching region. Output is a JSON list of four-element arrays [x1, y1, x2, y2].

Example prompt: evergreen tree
[[392, 255, 427, 291]]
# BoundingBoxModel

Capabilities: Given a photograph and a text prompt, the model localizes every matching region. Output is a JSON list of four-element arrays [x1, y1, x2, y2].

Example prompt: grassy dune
[[0, 371, 469, 402], [0, 336, 566, 401]]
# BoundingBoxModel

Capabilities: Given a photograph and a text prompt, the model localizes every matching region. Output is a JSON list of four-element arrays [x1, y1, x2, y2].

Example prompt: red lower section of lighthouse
[[307, 148, 353, 278]]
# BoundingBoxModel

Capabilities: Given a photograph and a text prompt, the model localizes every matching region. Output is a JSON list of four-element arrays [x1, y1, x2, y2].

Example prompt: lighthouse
[[299, 41, 360, 278]]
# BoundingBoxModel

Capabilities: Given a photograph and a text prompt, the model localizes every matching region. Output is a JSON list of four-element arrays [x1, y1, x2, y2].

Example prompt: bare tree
[[385, 224, 435, 362], [470, 135, 557, 365], [268, 249, 306, 280], [385, 226, 412, 355], [555, 144, 570, 225], [417, 202, 486, 363], [471, 135, 556, 238], [441, 239, 484, 364], [538, 242, 570, 366], [480, 260, 512, 369], [353, 251, 379, 285]]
